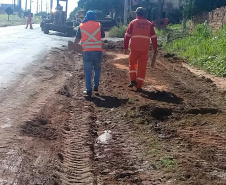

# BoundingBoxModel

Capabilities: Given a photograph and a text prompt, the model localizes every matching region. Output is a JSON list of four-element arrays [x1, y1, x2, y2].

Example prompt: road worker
[[124, 7, 158, 91], [25, 13, 33, 29], [74, 11, 105, 96]]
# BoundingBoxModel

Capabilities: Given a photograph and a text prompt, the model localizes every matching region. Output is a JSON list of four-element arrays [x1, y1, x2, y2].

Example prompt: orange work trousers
[[129, 50, 149, 88], [26, 20, 33, 29]]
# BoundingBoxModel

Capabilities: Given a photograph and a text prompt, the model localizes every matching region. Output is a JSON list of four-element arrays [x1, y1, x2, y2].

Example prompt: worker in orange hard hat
[[124, 7, 158, 92], [74, 11, 105, 96]]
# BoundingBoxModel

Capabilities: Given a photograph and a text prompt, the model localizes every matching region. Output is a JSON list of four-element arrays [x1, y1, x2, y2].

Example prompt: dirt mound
[[21, 118, 57, 140]]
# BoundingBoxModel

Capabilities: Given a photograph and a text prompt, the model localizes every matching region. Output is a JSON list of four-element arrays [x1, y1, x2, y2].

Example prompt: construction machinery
[[40, 0, 76, 37], [74, 9, 116, 31]]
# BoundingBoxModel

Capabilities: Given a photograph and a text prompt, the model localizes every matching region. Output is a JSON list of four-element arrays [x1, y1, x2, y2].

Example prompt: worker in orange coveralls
[[124, 7, 158, 92], [25, 13, 33, 29]]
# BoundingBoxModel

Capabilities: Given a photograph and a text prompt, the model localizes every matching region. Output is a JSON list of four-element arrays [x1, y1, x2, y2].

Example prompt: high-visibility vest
[[130, 19, 153, 52], [80, 21, 102, 52]]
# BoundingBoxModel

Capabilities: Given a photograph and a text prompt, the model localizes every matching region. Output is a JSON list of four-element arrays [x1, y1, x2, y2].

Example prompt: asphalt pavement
[[0, 24, 71, 91]]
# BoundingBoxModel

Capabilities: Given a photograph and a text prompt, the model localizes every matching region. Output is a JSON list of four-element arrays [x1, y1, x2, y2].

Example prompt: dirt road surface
[[0, 37, 225, 185]]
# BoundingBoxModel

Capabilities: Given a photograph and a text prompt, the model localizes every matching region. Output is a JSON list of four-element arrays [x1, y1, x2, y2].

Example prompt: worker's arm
[[101, 25, 105, 38], [150, 24, 157, 52], [123, 22, 133, 54], [74, 27, 81, 44], [150, 24, 158, 67]]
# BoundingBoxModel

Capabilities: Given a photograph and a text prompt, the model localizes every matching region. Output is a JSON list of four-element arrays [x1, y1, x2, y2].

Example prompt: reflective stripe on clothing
[[83, 45, 102, 49], [81, 27, 100, 45], [136, 77, 144, 81], [131, 35, 150, 39], [150, 35, 157, 39], [80, 21, 102, 52], [129, 70, 136, 73]]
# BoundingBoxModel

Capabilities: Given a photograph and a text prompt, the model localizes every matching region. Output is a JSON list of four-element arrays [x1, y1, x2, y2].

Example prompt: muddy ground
[[0, 43, 225, 185]]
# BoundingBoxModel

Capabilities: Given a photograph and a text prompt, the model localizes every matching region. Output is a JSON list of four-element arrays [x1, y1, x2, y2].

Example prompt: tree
[[183, 0, 226, 18], [157, 0, 165, 29]]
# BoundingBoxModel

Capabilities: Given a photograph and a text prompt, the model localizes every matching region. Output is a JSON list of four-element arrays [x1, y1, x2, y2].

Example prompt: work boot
[[128, 81, 137, 88], [136, 88, 143, 92], [94, 86, 98, 92], [83, 90, 92, 96]]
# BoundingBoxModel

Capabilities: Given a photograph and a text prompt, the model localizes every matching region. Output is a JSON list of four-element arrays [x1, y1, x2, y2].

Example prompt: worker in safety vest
[[74, 11, 105, 96], [124, 7, 158, 92]]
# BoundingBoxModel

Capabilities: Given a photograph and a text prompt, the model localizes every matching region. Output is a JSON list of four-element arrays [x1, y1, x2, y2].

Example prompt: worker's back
[[130, 18, 151, 52]]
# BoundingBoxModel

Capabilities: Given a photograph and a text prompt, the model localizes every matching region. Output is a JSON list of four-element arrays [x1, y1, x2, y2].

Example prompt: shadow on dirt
[[187, 108, 219, 115], [85, 95, 128, 108], [139, 105, 172, 121], [141, 90, 183, 104]]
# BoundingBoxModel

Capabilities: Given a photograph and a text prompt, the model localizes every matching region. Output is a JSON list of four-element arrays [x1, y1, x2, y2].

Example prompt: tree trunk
[[157, 0, 165, 30], [183, 16, 187, 29]]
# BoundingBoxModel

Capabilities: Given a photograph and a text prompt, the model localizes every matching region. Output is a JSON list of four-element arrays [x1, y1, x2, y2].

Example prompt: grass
[[157, 157, 178, 170], [162, 23, 226, 77], [0, 13, 41, 27]]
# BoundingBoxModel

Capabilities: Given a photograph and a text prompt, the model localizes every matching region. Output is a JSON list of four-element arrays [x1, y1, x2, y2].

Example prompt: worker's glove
[[68, 41, 75, 51]]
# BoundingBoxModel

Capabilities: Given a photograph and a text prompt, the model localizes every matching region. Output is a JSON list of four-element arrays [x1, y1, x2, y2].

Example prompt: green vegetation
[[108, 24, 127, 38], [0, 14, 41, 27], [157, 157, 177, 170], [162, 24, 226, 77]]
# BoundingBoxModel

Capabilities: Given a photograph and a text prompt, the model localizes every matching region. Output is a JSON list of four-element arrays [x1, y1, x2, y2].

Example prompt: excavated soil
[[0, 44, 225, 185]]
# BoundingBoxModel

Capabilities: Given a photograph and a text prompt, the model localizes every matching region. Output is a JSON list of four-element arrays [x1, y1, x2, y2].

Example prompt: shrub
[[108, 24, 127, 38]]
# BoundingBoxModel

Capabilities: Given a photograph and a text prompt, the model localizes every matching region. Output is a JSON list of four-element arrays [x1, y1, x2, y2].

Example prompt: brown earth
[[0, 43, 225, 185]]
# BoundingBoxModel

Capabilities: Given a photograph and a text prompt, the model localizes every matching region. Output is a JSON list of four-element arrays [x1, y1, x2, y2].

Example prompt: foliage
[[156, 157, 177, 170], [108, 24, 127, 38], [183, 0, 226, 18], [164, 24, 226, 77], [69, 6, 80, 21]]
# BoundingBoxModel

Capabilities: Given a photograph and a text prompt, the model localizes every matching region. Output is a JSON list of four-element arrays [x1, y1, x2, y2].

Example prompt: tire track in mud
[[58, 101, 96, 184], [55, 63, 97, 184]]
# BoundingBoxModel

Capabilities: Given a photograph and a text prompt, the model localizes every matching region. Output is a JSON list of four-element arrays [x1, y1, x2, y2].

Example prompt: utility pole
[[25, 0, 27, 11], [124, 0, 129, 25], [14, 0, 15, 11], [30, 0, 32, 12], [41, 0, 43, 12], [50, 0, 53, 13], [37, 0, 39, 13]]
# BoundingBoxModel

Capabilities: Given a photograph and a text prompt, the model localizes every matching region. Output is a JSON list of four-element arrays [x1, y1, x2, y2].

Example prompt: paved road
[[0, 24, 71, 91]]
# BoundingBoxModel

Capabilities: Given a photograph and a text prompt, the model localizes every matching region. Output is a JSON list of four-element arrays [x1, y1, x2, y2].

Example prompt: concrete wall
[[191, 6, 226, 32]]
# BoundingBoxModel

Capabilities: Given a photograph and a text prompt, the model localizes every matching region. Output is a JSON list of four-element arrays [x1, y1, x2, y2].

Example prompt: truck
[[40, 0, 76, 37]]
